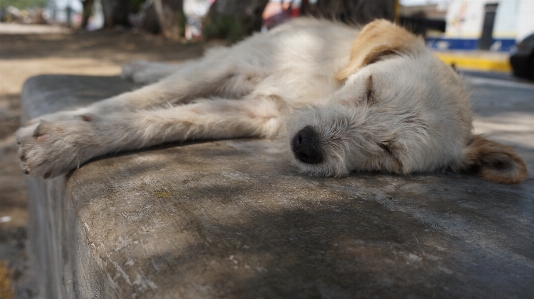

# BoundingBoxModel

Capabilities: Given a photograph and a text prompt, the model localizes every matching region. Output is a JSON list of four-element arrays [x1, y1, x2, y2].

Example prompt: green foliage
[[0, 0, 47, 9], [130, 0, 145, 14], [203, 15, 247, 43]]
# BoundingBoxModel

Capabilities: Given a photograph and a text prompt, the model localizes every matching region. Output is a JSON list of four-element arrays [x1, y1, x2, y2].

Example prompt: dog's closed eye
[[378, 141, 393, 155], [339, 75, 376, 107], [366, 75, 377, 106]]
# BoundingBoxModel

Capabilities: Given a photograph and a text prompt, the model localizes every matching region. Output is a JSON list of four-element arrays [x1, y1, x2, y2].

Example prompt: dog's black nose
[[292, 126, 323, 164]]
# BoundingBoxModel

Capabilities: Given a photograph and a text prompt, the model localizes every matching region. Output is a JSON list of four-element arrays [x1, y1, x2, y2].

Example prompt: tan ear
[[462, 135, 528, 184], [335, 19, 423, 81]]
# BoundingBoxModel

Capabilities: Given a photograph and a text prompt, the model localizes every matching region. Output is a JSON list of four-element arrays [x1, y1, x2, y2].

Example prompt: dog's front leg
[[17, 96, 285, 178]]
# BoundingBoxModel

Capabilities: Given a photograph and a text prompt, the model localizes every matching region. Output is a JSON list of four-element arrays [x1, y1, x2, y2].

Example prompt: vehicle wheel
[[527, 54, 534, 81]]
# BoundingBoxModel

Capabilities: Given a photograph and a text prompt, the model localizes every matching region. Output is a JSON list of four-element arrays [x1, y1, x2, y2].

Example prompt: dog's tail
[[461, 135, 528, 184]]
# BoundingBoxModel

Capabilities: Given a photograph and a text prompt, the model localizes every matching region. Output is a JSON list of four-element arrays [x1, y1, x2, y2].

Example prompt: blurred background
[[0, 0, 533, 298]]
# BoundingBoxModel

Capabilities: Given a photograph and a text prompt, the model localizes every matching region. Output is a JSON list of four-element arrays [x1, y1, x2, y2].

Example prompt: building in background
[[399, 3, 447, 36], [426, 0, 534, 52]]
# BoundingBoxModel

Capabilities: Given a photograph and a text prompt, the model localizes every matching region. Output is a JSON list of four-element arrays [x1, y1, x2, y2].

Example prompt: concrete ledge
[[23, 75, 534, 298]]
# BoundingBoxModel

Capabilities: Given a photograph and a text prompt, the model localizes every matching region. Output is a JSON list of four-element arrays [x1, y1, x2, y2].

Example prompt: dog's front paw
[[121, 60, 152, 83], [121, 60, 168, 84], [17, 121, 87, 178]]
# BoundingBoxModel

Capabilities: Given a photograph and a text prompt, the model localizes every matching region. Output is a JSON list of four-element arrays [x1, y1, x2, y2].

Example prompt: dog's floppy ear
[[335, 19, 423, 81], [462, 135, 528, 184]]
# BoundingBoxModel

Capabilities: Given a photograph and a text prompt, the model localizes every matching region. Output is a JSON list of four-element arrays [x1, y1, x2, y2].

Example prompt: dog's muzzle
[[291, 126, 323, 164]]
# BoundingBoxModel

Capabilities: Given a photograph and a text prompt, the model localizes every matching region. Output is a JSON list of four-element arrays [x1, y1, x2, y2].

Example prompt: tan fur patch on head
[[335, 19, 423, 81], [462, 135, 528, 184]]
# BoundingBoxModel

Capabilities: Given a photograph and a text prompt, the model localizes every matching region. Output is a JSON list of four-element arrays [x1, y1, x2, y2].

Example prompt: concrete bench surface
[[22, 75, 534, 299]]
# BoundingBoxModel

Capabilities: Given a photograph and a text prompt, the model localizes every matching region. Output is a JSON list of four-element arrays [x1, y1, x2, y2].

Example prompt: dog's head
[[288, 20, 527, 183]]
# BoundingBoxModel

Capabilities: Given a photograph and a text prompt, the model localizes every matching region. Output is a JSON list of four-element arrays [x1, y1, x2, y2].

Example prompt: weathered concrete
[[22, 74, 534, 299]]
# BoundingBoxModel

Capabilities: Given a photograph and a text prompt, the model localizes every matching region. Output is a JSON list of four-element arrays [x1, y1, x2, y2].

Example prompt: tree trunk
[[101, 0, 132, 28], [301, 0, 397, 26], [141, 3, 161, 34], [80, 0, 94, 29], [203, 0, 269, 42], [153, 0, 185, 40]]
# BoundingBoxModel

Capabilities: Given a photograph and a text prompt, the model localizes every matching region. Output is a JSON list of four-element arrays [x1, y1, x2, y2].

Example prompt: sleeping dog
[[16, 19, 527, 183]]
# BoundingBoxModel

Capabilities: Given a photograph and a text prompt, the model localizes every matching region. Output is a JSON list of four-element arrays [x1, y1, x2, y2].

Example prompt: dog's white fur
[[16, 18, 527, 183]]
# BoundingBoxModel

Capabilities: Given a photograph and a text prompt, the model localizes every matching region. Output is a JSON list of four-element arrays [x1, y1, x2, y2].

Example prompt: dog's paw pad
[[81, 115, 92, 122]]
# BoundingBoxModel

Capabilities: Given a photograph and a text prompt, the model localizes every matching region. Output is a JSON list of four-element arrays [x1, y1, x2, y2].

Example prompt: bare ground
[[0, 23, 206, 298]]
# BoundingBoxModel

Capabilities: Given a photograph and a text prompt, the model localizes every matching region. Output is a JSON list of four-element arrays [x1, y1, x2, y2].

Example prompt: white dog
[[16, 18, 527, 184]]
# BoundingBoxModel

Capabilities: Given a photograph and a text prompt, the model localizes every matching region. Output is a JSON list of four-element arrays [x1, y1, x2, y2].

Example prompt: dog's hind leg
[[26, 54, 260, 125], [17, 96, 285, 178], [121, 60, 199, 84]]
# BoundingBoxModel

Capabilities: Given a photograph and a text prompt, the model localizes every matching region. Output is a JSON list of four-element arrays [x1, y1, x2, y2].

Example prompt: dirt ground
[[0, 23, 207, 298]]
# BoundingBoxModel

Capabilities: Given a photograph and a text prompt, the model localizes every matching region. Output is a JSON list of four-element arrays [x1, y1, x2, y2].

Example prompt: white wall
[[445, 0, 492, 38], [445, 0, 534, 41], [516, 0, 534, 41], [493, 0, 518, 38]]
